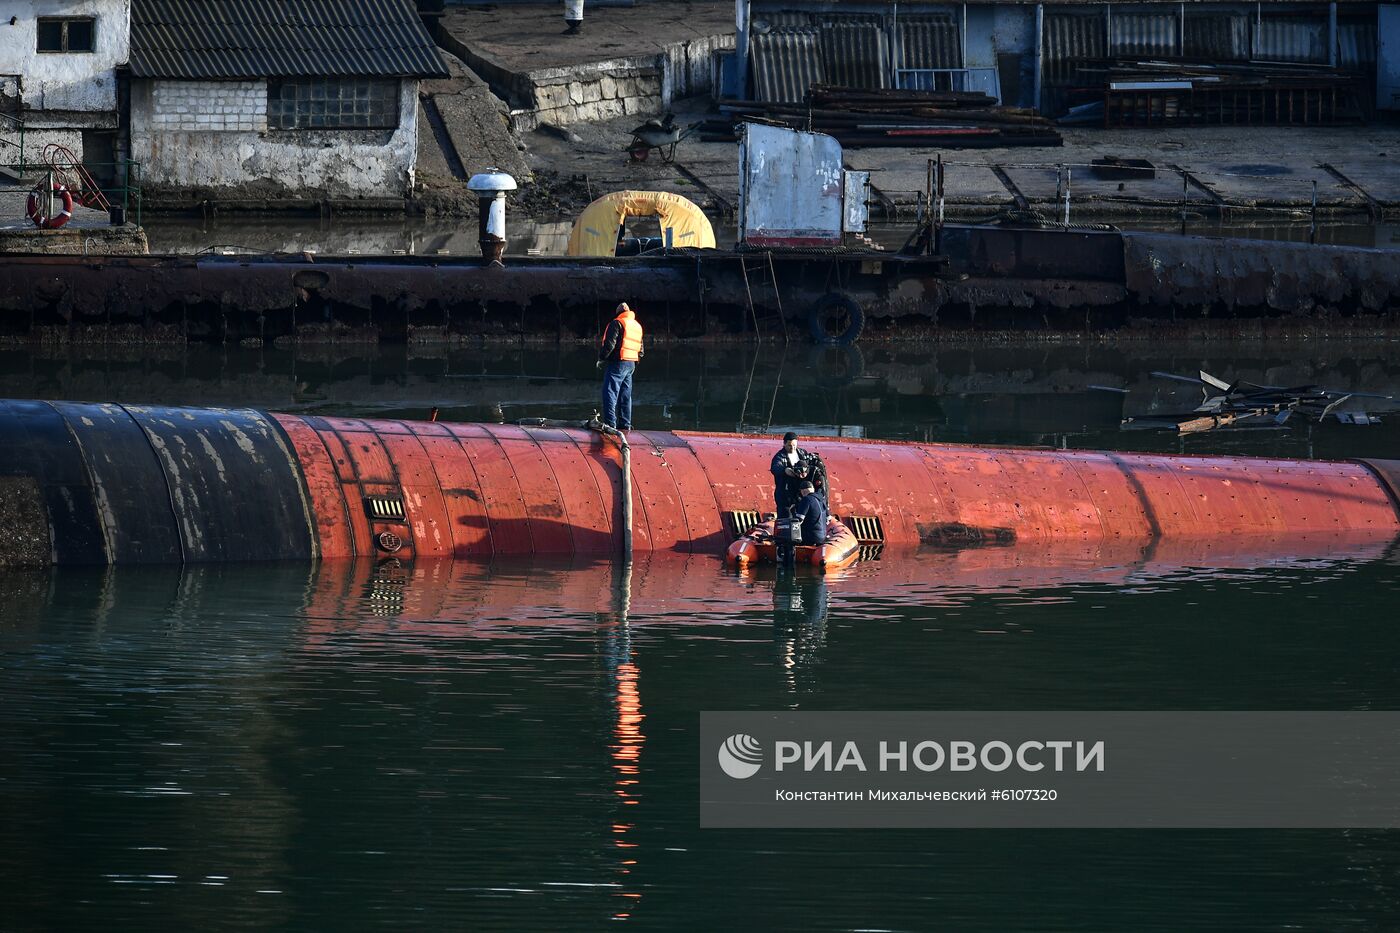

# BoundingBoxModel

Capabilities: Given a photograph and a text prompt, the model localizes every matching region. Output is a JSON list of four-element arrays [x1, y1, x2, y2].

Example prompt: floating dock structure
[[3, 399, 1399, 567], [3, 227, 1400, 344]]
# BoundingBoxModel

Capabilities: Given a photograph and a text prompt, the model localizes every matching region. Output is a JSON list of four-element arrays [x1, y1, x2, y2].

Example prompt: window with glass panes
[[267, 79, 399, 130], [37, 17, 95, 52]]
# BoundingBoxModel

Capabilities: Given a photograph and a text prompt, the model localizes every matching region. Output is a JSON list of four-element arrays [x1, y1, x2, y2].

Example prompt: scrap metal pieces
[[1124, 370, 1393, 434]]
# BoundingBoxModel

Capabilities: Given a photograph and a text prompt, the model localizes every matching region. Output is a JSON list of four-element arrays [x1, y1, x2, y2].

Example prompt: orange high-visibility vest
[[606, 309, 643, 361]]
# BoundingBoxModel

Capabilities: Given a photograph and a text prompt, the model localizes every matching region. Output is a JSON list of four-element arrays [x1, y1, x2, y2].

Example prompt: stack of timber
[[702, 84, 1063, 148], [1061, 60, 1364, 127]]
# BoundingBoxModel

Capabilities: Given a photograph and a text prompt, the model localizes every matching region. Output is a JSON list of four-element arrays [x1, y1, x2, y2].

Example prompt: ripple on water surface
[[4, 538, 1400, 929]]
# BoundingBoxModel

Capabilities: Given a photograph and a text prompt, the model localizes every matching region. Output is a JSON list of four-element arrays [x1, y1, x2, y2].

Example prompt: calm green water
[[5, 343, 1400, 930]]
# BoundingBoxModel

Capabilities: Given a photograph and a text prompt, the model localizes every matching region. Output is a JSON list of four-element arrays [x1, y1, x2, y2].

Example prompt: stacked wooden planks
[[699, 84, 1063, 148]]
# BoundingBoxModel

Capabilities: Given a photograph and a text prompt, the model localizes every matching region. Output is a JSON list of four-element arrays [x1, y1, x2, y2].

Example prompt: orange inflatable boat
[[726, 517, 862, 571]]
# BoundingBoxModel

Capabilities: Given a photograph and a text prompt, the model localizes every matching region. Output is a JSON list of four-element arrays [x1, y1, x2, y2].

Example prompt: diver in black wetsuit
[[792, 482, 828, 546]]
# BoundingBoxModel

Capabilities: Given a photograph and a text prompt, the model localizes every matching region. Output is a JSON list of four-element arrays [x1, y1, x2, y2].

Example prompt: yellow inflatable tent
[[566, 190, 717, 257]]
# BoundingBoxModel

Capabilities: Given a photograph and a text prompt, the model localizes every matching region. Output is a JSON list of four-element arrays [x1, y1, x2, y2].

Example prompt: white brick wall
[[151, 80, 267, 132]]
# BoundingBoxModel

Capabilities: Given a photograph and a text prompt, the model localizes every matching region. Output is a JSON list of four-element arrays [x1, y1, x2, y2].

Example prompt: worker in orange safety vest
[[597, 302, 644, 430]]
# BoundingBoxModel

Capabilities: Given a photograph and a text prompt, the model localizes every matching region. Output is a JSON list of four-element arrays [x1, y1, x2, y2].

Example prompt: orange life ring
[[26, 181, 74, 229]]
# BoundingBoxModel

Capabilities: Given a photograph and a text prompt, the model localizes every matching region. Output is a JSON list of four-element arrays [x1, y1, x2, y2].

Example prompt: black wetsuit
[[770, 446, 809, 516], [793, 491, 828, 545]]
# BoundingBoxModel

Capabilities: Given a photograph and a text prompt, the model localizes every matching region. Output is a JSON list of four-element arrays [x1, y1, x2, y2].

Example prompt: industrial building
[[125, 0, 448, 201], [727, 0, 1391, 117], [1, 0, 448, 202]]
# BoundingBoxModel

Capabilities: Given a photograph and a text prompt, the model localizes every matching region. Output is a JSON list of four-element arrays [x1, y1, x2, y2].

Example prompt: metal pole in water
[[1063, 166, 1072, 224], [1180, 169, 1189, 234], [935, 154, 945, 233], [1311, 180, 1318, 244], [619, 433, 633, 560]]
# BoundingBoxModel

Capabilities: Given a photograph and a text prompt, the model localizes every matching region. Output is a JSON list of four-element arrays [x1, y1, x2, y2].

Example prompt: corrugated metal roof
[[1184, 12, 1249, 61], [898, 15, 962, 70], [129, 0, 448, 79], [819, 20, 889, 89], [1044, 12, 1104, 85], [752, 11, 812, 30], [1255, 14, 1328, 63], [751, 28, 824, 102], [1110, 12, 1177, 57], [1338, 20, 1377, 69]]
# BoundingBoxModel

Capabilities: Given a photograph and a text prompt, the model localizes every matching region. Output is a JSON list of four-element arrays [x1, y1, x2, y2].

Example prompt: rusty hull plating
[[2, 399, 1399, 566]]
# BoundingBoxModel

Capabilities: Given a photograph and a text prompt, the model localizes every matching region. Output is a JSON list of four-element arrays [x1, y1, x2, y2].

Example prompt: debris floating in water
[[1121, 370, 1393, 434]]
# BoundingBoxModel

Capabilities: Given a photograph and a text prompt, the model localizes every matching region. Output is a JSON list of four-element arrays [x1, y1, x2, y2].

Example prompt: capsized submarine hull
[[2, 399, 1399, 566]]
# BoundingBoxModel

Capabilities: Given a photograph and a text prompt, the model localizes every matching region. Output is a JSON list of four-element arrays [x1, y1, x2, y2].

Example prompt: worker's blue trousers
[[602, 360, 635, 430]]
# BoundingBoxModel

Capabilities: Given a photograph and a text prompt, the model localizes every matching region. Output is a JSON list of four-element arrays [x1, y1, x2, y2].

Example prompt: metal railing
[[4, 160, 143, 226]]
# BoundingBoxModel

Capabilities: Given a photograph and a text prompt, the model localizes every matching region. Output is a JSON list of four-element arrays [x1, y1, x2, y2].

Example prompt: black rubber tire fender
[[808, 293, 865, 346]]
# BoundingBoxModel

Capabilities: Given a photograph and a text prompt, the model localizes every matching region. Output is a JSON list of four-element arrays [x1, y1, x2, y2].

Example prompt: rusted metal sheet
[[328, 425, 412, 558], [942, 226, 1125, 282], [806, 440, 903, 537], [1356, 459, 1400, 514], [379, 429, 455, 558], [994, 449, 1105, 539], [5, 403, 1400, 565], [338, 429, 400, 485], [576, 430, 645, 551], [818, 18, 889, 90], [305, 417, 375, 556], [750, 27, 823, 103], [1106, 453, 1208, 536], [876, 443, 960, 539], [1062, 451, 1156, 541], [57, 401, 183, 563], [272, 414, 354, 559], [1122, 232, 1400, 314], [1285, 461, 1400, 533], [1169, 456, 1285, 533], [1043, 12, 1104, 85], [123, 404, 315, 561], [681, 434, 780, 516], [626, 431, 691, 552], [916, 444, 1016, 537], [527, 426, 614, 554], [739, 122, 845, 247], [643, 435, 728, 552], [898, 14, 962, 70], [407, 421, 494, 559], [483, 424, 575, 554], [444, 423, 535, 555]]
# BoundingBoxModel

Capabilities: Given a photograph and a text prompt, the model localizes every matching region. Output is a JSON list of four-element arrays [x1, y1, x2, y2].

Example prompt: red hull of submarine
[[2, 399, 1400, 565]]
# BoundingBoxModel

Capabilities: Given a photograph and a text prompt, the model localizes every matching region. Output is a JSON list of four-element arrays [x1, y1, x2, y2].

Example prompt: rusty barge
[[4, 124, 1399, 345], [2, 224, 1399, 346], [3, 398, 1399, 567]]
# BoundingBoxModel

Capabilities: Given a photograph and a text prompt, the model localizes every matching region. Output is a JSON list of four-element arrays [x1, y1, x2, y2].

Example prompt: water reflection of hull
[[4, 398, 1399, 566], [294, 532, 1395, 641]]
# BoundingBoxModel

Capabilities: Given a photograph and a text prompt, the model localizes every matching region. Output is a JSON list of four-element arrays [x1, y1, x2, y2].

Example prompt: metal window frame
[[35, 16, 96, 54], [266, 78, 399, 131], [896, 65, 1001, 101]]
